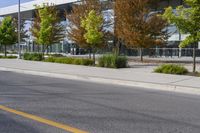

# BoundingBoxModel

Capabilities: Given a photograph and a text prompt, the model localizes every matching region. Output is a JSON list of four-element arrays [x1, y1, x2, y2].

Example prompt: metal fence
[[1, 43, 200, 58], [124, 48, 200, 57]]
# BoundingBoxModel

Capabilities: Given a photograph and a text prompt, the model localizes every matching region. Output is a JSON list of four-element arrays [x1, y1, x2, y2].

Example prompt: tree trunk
[[46, 46, 49, 55], [140, 48, 143, 62], [50, 45, 52, 53], [37, 45, 39, 53], [42, 45, 45, 57], [113, 36, 120, 56], [89, 48, 92, 59], [193, 43, 196, 73], [118, 41, 122, 56], [72, 45, 75, 55], [92, 48, 95, 66], [4, 45, 7, 57], [115, 46, 120, 56], [115, 40, 120, 56], [32, 41, 35, 52]]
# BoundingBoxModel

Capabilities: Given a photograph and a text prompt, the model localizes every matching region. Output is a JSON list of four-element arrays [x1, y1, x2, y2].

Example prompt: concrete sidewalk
[[0, 59, 200, 95]]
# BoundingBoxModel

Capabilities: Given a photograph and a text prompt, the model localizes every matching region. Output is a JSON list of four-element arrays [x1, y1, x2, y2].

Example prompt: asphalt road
[[1, 71, 200, 133]]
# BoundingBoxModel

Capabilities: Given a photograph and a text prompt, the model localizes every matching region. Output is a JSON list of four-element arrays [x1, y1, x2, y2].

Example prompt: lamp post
[[18, 0, 21, 59]]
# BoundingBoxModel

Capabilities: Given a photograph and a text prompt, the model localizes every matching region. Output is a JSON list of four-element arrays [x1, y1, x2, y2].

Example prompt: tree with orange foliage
[[114, 0, 168, 61]]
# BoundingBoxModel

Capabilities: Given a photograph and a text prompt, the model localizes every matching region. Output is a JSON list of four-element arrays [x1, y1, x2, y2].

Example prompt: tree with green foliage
[[162, 0, 200, 73], [81, 10, 104, 65], [66, 0, 111, 58], [31, 4, 64, 55], [0, 16, 17, 57]]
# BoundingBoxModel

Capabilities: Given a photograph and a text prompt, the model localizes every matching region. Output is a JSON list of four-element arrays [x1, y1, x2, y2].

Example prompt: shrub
[[98, 56, 105, 67], [65, 58, 74, 64], [115, 56, 128, 68], [98, 54, 127, 68], [23, 53, 31, 60], [7, 56, 18, 59], [0, 55, 17, 59], [53, 58, 66, 64], [81, 59, 93, 66], [44, 57, 56, 62], [73, 58, 82, 65], [23, 53, 43, 61], [154, 64, 188, 75]]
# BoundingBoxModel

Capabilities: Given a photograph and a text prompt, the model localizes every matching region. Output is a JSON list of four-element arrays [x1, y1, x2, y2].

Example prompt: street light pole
[[18, 0, 21, 59]]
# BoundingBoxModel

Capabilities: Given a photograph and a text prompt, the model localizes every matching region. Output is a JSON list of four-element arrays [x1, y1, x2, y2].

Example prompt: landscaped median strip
[[0, 105, 88, 133]]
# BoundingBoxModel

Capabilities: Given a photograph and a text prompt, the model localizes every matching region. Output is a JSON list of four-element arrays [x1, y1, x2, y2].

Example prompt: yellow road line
[[0, 105, 88, 133]]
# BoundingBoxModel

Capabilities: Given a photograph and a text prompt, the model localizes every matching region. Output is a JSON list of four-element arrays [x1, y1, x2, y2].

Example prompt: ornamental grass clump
[[98, 54, 127, 68], [154, 64, 188, 75]]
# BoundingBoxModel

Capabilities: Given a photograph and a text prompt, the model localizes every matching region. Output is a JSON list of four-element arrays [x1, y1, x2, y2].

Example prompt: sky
[[0, 0, 33, 8]]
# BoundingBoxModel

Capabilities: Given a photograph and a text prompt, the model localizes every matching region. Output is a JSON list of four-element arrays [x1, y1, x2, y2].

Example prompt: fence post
[[179, 48, 182, 58]]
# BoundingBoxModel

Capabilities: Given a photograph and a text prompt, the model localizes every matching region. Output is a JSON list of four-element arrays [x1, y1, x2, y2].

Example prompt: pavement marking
[[0, 105, 88, 133]]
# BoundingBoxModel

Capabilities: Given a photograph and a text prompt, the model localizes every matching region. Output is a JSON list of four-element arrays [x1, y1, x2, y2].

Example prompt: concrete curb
[[0, 67, 199, 96]]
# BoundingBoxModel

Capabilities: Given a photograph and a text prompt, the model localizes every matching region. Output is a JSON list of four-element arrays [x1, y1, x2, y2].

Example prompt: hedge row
[[0, 55, 17, 59], [23, 53, 128, 68], [23, 53, 43, 61], [44, 57, 94, 66]]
